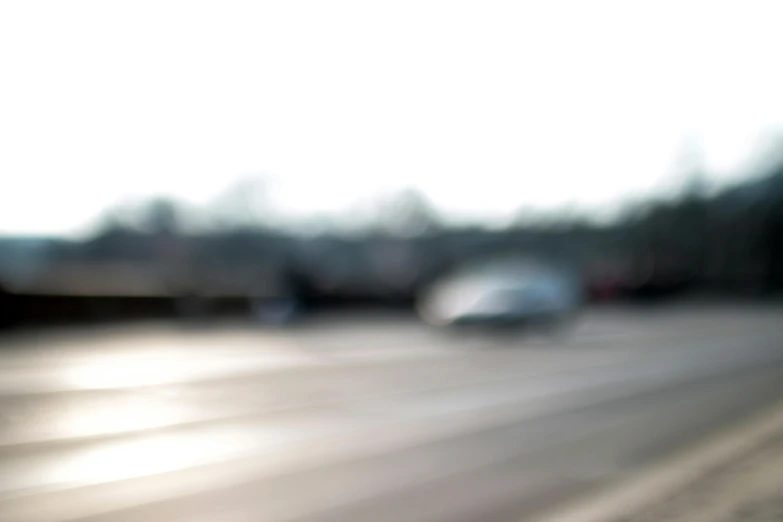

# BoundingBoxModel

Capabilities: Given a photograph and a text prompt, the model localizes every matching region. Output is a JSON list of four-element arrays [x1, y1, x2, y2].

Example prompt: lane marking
[[528, 395, 783, 522]]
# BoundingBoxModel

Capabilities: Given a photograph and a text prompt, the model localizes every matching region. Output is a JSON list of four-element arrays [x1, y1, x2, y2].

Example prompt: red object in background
[[588, 275, 621, 301]]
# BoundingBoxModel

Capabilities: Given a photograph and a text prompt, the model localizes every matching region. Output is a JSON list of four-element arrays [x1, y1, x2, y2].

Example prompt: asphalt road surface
[[1, 305, 782, 522]]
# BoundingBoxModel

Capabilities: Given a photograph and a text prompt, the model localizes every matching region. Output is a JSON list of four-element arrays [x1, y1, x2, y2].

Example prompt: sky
[[1, 0, 783, 236]]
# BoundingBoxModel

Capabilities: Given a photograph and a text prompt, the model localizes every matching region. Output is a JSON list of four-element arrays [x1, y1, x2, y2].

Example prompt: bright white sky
[[1, 0, 783, 236]]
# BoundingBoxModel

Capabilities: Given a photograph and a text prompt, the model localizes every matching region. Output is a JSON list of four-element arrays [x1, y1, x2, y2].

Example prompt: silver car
[[417, 258, 583, 329]]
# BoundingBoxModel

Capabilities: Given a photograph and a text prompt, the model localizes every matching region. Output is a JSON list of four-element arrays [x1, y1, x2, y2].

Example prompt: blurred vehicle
[[417, 258, 583, 330]]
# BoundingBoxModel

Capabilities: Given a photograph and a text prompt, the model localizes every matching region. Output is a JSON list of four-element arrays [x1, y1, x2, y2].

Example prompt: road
[[0, 305, 782, 522]]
